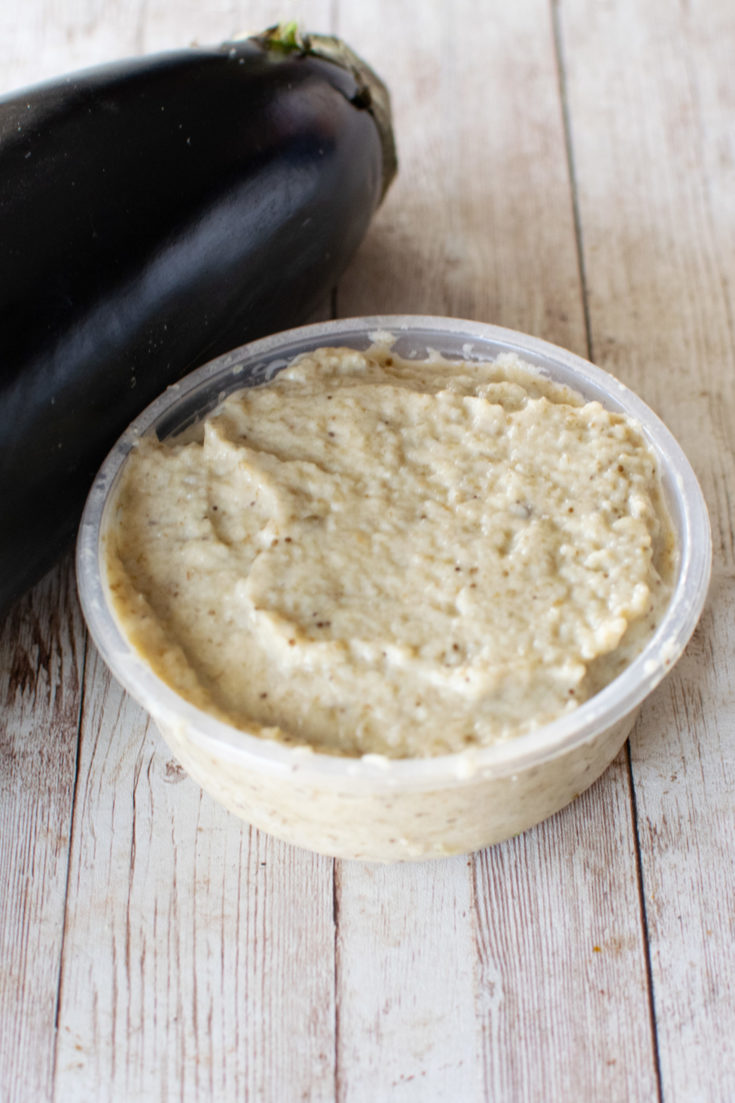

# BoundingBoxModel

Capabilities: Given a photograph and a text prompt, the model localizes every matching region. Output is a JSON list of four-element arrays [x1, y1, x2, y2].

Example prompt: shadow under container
[[77, 316, 712, 862]]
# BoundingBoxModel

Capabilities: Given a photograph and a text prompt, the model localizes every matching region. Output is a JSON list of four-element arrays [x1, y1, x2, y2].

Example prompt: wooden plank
[[334, 2, 658, 1100], [54, 649, 336, 1102], [557, 0, 735, 1097], [334, 858, 482, 1102], [632, 580, 735, 1103], [337, 0, 588, 356], [472, 761, 658, 1103], [0, 561, 85, 1103]]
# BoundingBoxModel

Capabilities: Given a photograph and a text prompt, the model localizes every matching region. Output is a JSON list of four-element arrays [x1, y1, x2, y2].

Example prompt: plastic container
[[77, 316, 712, 861]]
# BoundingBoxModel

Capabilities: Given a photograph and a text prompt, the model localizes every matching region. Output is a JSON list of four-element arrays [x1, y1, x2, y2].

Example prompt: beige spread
[[105, 343, 674, 758]]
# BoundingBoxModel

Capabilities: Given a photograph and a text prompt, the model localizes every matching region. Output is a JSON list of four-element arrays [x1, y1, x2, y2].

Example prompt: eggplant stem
[[260, 22, 309, 53]]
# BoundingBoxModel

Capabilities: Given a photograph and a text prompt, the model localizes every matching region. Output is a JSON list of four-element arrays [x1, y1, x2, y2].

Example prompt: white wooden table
[[2, 1, 733, 1100]]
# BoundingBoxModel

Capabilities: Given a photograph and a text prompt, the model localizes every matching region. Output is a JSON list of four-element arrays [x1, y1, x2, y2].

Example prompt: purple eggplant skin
[[0, 29, 396, 617]]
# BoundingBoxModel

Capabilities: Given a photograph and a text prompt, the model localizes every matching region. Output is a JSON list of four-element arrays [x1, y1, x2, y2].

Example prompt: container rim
[[76, 315, 712, 787]]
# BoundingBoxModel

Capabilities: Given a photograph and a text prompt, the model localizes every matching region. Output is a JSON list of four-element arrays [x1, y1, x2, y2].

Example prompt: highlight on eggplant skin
[[0, 27, 397, 618]]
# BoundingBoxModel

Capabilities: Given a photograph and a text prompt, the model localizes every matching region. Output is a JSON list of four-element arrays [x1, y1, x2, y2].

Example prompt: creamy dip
[[105, 343, 674, 759]]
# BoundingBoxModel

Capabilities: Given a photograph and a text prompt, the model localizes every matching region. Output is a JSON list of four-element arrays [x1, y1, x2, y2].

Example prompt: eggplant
[[0, 25, 396, 616]]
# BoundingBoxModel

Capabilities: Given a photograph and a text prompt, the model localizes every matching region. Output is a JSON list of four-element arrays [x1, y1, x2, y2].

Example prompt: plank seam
[[626, 741, 664, 1103], [50, 617, 89, 1097], [550, 0, 594, 361], [332, 858, 343, 1103], [469, 852, 491, 1099]]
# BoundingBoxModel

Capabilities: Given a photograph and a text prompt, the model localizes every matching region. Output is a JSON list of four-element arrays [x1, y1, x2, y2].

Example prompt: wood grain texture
[[556, 0, 735, 565], [558, 0, 735, 1098], [334, 857, 481, 1102], [337, 0, 588, 355], [1, 0, 733, 1100], [632, 579, 735, 1103], [472, 763, 657, 1103], [55, 649, 336, 1103], [0, 561, 84, 1103]]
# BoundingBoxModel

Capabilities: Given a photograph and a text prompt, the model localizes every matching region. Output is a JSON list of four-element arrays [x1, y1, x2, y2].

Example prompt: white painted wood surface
[[1, 1, 733, 1101]]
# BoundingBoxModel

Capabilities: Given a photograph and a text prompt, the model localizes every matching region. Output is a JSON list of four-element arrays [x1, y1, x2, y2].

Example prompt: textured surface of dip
[[105, 344, 675, 758]]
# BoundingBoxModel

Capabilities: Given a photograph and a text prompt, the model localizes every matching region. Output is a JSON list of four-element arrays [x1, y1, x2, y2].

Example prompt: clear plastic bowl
[[77, 316, 712, 862]]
